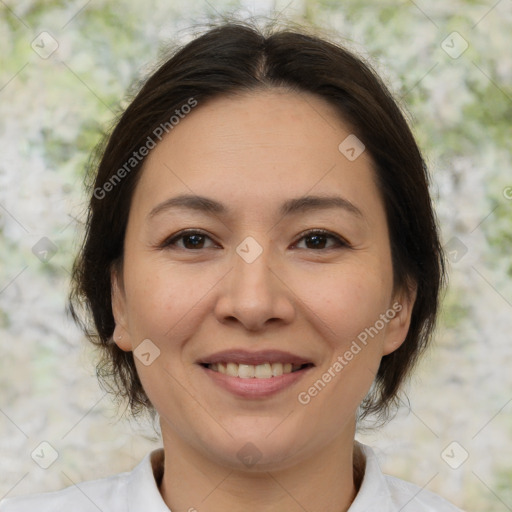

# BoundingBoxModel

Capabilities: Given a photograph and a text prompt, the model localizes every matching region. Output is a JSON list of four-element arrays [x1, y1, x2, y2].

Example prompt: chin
[[204, 430, 310, 472]]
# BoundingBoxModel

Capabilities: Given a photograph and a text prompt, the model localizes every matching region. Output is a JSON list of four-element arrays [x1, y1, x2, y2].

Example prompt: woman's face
[[112, 89, 414, 470]]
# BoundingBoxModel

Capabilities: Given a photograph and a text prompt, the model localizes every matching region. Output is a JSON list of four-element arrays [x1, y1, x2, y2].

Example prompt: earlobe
[[111, 328, 131, 351], [111, 265, 132, 352], [382, 283, 417, 356]]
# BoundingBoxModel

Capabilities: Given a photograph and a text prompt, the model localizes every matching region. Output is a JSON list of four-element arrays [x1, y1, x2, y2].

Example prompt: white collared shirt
[[0, 444, 464, 511]]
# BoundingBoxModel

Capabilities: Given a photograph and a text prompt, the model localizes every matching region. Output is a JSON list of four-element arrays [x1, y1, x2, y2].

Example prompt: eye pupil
[[306, 234, 327, 249], [184, 234, 204, 249]]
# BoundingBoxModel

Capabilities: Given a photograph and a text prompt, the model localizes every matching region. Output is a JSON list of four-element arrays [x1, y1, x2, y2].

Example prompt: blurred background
[[0, 1, 511, 510]]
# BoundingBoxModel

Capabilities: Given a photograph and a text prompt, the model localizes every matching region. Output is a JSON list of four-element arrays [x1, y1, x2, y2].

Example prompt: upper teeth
[[207, 362, 302, 379]]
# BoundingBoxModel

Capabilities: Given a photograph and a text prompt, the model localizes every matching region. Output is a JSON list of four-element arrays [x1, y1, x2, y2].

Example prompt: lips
[[197, 349, 314, 367], [197, 349, 315, 398]]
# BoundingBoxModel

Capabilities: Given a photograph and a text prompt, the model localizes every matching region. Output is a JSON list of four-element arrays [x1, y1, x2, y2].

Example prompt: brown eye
[[161, 230, 217, 250], [294, 229, 349, 250]]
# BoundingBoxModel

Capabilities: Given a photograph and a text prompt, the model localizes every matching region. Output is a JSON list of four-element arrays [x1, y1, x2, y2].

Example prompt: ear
[[111, 263, 133, 352], [382, 281, 417, 356]]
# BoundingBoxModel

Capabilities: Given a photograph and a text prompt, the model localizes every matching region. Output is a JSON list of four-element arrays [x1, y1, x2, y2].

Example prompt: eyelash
[[159, 228, 351, 251]]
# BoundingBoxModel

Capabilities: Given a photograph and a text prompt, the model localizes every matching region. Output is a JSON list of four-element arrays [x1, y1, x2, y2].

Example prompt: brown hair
[[69, 20, 446, 422]]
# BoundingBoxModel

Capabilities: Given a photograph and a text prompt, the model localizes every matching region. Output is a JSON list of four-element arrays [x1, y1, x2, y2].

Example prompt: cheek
[[123, 257, 214, 341], [292, 261, 393, 348], [123, 259, 212, 425], [291, 263, 393, 418], [293, 270, 389, 424]]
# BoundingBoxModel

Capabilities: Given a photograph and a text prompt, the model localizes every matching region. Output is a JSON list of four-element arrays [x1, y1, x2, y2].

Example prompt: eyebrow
[[148, 193, 364, 220]]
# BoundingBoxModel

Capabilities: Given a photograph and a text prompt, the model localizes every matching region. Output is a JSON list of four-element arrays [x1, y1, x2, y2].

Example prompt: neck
[[158, 426, 362, 512]]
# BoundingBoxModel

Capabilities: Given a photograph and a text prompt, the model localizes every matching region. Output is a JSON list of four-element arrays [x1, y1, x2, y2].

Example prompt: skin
[[111, 89, 416, 512]]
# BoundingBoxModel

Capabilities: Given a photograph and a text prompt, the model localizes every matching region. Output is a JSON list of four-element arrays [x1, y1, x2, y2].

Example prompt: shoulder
[[0, 471, 129, 512], [0, 449, 166, 512], [351, 443, 466, 512], [384, 474, 465, 511]]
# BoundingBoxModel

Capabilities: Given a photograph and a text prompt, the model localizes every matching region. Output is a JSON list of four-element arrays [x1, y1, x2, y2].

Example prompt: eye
[[160, 229, 218, 250], [159, 228, 350, 251], [293, 229, 350, 250]]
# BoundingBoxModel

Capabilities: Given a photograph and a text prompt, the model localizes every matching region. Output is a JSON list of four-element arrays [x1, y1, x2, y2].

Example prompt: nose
[[213, 238, 295, 332]]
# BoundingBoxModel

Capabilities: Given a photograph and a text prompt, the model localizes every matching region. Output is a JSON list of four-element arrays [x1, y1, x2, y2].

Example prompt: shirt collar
[[125, 443, 393, 512], [126, 448, 170, 512], [347, 442, 393, 511]]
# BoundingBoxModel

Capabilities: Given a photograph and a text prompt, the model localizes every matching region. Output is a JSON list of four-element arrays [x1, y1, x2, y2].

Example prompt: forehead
[[131, 89, 381, 223]]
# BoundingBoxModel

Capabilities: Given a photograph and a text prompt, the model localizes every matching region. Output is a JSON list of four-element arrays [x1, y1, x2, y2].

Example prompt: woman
[[0, 20, 464, 512]]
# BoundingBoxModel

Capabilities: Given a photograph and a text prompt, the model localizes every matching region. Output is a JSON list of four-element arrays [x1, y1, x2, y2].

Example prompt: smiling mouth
[[201, 362, 314, 379]]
